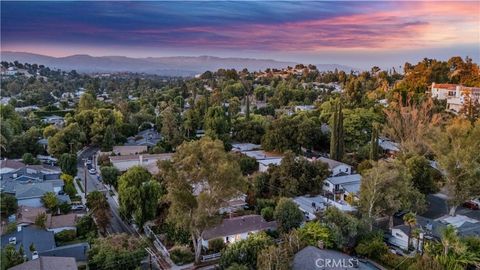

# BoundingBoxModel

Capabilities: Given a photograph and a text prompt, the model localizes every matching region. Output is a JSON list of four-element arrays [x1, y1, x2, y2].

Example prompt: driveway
[[422, 194, 449, 219]]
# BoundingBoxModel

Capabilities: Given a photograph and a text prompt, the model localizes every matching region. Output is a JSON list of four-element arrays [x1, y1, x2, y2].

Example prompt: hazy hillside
[[1, 51, 356, 76]]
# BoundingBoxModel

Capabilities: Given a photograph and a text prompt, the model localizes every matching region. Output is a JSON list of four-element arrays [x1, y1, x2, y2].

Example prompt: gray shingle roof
[[39, 242, 89, 262], [1, 226, 56, 260], [293, 246, 375, 270], [8, 256, 77, 270], [15, 182, 54, 199], [202, 215, 277, 240]]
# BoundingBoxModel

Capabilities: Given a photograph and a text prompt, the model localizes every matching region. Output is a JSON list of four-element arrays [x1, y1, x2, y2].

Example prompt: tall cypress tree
[[246, 94, 250, 120], [330, 100, 344, 161], [338, 102, 344, 159]]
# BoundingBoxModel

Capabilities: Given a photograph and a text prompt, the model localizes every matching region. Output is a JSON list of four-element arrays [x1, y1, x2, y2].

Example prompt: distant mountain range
[[1, 51, 356, 76]]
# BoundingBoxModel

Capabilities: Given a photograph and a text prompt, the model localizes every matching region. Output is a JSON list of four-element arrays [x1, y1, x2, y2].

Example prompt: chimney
[[456, 85, 461, 98], [317, 240, 325, 249]]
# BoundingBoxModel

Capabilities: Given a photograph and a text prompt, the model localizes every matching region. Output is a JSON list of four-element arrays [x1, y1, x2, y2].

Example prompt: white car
[[88, 168, 97, 174], [71, 204, 86, 211], [472, 199, 480, 207]]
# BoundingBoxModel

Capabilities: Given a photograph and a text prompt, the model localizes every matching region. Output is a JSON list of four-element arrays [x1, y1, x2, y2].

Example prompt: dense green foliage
[[88, 234, 147, 270]]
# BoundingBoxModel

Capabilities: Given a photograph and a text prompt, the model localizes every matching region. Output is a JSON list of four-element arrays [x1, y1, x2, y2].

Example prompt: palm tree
[[424, 225, 480, 270], [440, 225, 459, 256], [403, 212, 417, 250], [411, 228, 422, 252]]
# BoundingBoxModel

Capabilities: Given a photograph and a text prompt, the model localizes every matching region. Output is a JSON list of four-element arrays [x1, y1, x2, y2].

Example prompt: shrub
[[355, 231, 387, 260], [35, 213, 48, 229], [4, 222, 17, 234], [297, 221, 333, 248], [160, 222, 191, 246], [169, 246, 194, 265], [59, 202, 72, 214], [76, 215, 98, 239], [255, 198, 276, 214], [260, 206, 274, 221], [208, 238, 226, 253], [55, 229, 77, 243], [63, 183, 77, 198], [274, 198, 303, 233]]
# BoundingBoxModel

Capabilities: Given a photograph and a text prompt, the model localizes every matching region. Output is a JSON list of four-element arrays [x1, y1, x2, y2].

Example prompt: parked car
[[472, 198, 480, 207], [86, 159, 92, 165], [463, 201, 480, 210], [71, 204, 86, 211], [88, 168, 97, 174]]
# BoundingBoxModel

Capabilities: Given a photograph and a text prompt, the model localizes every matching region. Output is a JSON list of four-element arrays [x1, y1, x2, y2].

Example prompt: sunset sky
[[1, 1, 479, 68]]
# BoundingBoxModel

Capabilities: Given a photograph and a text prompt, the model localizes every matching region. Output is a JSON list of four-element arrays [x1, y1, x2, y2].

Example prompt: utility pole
[[84, 161, 87, 197]]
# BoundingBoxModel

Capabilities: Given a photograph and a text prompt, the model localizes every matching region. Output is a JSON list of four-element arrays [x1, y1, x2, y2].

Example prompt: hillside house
[[109, 153, 173, 174], [323, 174, 362, 203], [312, 157, 352, 176], [430, 83, 480, 113], [201, 215, 276, 248], [0, 163, 64, 207]]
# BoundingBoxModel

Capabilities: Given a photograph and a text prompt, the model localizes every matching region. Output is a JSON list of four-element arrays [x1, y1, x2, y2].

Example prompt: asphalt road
[[77, 146, 133, 234]]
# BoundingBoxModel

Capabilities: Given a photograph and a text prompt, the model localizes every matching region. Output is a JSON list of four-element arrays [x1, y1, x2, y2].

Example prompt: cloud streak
[[1, 1, 478, 62]]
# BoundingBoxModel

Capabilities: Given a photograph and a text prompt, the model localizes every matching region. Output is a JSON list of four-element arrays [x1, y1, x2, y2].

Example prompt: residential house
[[293, 195, 356, 221], [378, 137, 400, 158], [109, 153, 173, 174], [294, 105, 316, 112], [258, 158, 283, 172], [1, 226, 89, 263], [239, 150, 284, 172], [430, 82, 480, 113], [15, 183, 56, 207], [112, 145, 148, 156], [201, 215, 276, 248], [47, 213, 78, 234], [41, 115, 65, 128], [15, 206, 77, 234], [36, 155, 58, 166], [126, 128, 162, 148], [389, 214, 480, 251], [9, 256, 77, 270], [5, 66, 18, 76], [0, 163, 64, 207], [231, 143, 262, 152], [16, 206, 47, 226], [312, 157, 352, 176], [293, 246, 376, 270], [323, 174, 362, 203], [219, 195, 248, 214], [14, 105, 40, 112], [0, 159, 25, 174]]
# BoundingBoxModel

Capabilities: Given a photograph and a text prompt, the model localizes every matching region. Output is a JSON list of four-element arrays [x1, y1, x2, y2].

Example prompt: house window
[[395, 233, 403, 238], [324, 182, 330, 187]]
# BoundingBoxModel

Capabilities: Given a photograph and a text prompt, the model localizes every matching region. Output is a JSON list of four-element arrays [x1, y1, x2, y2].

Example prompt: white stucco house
[[323, 174, 362, 202], [312, 157, 352, 176], [258, 158, 283, 172], [293, 195, 356, 221], [201, 215, 276, 248], [389, 225, 424, 251], [430, 82, 480, 114]]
